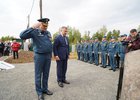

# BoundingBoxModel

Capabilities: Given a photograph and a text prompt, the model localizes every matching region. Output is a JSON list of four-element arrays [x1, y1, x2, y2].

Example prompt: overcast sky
[[0, 0, 140, 38]]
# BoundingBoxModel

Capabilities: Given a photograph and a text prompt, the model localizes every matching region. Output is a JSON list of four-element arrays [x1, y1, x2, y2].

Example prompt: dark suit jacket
[[53, 34, 70, 60]]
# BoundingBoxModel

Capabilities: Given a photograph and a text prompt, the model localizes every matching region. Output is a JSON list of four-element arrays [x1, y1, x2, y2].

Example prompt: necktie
[[64, 36, 68, 45]]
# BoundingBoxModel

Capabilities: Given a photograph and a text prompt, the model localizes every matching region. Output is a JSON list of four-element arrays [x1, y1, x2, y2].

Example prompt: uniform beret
[[123, 34, 127, 37], [111, 36, 116, 39], [37, 18, 50, 23]]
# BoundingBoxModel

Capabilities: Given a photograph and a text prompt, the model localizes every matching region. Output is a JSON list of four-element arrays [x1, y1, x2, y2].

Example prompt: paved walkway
[[0, 60, 119, 100]]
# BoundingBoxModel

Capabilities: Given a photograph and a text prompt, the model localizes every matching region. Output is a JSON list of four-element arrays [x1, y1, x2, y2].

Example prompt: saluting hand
[[32, 22, 41, 29]]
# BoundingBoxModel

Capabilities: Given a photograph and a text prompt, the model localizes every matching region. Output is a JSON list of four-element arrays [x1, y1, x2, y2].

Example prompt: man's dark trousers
[[34, 53, 51, 95], [13, 51, 18, 59], [57, 58, 68, 82]]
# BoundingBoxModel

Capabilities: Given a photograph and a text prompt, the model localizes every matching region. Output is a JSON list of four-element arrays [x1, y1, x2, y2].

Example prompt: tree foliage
[[82, 31, 90, 41], [52, 32, 59, 41], [90, 26, 120, 41], [0, 36, 15, 42], [106, 31, 112, 41], [92, 31, 102, 41], [98, 25, 107, 36], [112, 29, 120, 37], [67, 26, 81, 44], [91, 26, 107, 41]]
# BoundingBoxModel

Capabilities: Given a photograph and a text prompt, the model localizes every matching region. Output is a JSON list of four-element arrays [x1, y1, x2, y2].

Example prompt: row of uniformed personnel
[[76, 35, 128, 72]]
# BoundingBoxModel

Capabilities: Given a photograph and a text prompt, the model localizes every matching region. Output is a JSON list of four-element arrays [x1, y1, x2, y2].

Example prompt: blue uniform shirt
[[76, 43, 81, 52], [87, 43, 93, 53], [20, 28, 52, 54], [118, 41, 126, 54], [100, 41, 108, 53], [93, 42, 100, 52], [83, 43, 88, 53], [81, 43, 84, 53], [79, 43, 83, 52], [108, 42, 118, 54]]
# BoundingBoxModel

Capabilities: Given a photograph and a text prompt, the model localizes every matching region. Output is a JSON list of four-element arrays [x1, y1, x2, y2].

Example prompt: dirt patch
[[5, 50, 77, 64], [5, 50, 34, 64]]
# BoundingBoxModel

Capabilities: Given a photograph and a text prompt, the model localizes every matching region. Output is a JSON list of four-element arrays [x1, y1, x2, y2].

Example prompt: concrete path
[[0, 60, 119, 100]]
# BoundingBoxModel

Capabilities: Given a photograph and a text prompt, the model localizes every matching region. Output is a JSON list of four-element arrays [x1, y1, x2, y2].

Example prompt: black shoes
[[113, 69, 116, 72], [109, 68, 116, 72], [58, 80, 70, 87], [38, 90, 53, 100], [43, 90, 53, 95], [58, 82, 64, 87], [103, 66, 107, 68], [62, 80, 70, 84], [109, 68, 113, 70], [38, 94, 44, 100]]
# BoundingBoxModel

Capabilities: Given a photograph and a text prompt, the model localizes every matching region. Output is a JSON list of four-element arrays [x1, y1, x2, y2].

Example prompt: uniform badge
[[47, 33, 52, 41], [38, 32, 44, 36], [104, 43, 107, 47], [112, 44, 115, 48]]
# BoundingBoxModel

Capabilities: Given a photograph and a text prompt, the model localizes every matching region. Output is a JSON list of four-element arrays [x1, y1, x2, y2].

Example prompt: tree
[[52, 32, 59, 42], [91, 25, 107, 41], [67, 26, 81, 44], [67, 26, 74, 44], [112, 29, 120, 40], [92, 31, 104, 41], [0, 36, 15, 42], [82, 31, 90, 41], [98, 25, 107, 36], [73, 29, 81, 44], [105, 29, 120, 41], [106, 31, 112, 41]]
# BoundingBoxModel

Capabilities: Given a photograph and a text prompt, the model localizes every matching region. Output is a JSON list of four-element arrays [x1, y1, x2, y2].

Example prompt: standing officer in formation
[[53, 26, 70, 88], [80, 39, 84, 61], [20, 18, 53, 100], [83, 40, 88, 62], [118, 35, 127, 68], [87, 38, 93, 64], [93, 37, 100, 66], [76, 35, 132, 72], [92, 39, 95, 63], [108, 36, 118, 72], [116, 34, 128, 68], [100, 36, 108, 68], [76, 41, 81, 60], [116, 36, 121, 68]]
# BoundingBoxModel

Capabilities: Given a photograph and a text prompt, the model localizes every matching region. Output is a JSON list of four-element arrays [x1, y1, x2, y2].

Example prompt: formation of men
[[76, 34, 130, 72]]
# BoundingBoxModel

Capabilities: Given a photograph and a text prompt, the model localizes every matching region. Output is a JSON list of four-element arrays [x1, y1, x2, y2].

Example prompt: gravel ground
[[0, 60, 119, 100]]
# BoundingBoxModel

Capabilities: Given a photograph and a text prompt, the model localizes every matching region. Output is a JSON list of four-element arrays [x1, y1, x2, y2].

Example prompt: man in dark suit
[[53, 26, 70, 87]]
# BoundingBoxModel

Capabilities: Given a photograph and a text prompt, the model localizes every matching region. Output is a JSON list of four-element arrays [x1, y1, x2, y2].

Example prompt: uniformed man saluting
[[20, 18, 53, 100]]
